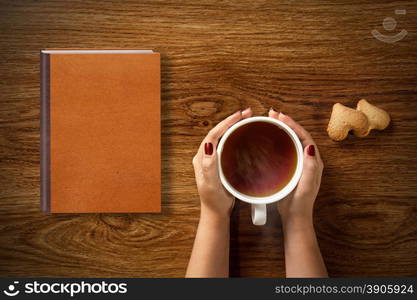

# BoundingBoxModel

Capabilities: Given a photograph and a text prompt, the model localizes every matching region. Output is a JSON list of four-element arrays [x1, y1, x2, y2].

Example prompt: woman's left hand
[[192, 108, 253, 219]]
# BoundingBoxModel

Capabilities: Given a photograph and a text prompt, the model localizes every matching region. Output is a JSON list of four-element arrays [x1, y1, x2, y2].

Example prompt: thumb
[[298, 144, 320, 189], [201, 142, 219, 179]]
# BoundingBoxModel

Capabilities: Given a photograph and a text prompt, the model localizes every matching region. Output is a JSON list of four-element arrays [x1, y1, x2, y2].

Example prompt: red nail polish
[[204, 142, 213, 155], [307, 144, 315, 156]]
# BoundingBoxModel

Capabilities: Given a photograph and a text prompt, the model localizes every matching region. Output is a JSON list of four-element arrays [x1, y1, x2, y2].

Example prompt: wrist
[[200, 205, 230, 226], [281, 215, 314, 232]]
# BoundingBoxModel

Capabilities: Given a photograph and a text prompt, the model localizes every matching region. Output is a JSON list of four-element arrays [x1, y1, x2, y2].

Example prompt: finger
[[198, 110, 242, 154], [201, 142, 219, 179], [277, 112, 322, 161], [268, 107, 280, 119], [278, 112, 314, 147], [199, 109, 251, 180], [297, 145, 322, 192], [195, 110, 243, 167], [206, 110, 242, 142], [241, 107, 253, 119], [268, 109, 317, 154]]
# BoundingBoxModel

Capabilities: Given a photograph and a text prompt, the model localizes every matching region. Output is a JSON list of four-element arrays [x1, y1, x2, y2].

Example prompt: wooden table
[[1, 0, 416, 277]]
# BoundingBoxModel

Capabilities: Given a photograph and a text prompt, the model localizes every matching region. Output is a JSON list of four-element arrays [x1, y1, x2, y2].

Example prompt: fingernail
[[269, 107, 275, 112], [307, 144, 315, 156], [280, 112, 286, 117], [242, 107, 251, 113], [204, 142, 213, 155], [234, 110, 241, 116]]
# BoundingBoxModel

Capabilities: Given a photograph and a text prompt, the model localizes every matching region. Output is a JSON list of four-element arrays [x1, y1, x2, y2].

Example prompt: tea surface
[[221, 121, 297, 197]]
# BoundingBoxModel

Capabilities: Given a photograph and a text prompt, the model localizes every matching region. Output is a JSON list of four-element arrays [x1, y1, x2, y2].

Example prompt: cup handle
[[251, 203, 267, 225]]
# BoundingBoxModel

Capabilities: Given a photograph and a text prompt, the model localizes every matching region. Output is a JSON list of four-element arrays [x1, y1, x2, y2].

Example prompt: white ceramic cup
[[217, 116, 304, 225]]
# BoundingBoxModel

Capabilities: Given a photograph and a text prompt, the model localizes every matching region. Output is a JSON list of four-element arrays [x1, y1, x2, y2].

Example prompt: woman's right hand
[[268, 110, 324, 224]]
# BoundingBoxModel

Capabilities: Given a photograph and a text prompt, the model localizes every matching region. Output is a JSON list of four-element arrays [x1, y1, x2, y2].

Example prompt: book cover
[[40, 49, 161, 213]]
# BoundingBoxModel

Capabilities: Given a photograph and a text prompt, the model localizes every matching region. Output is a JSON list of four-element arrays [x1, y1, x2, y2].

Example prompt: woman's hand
[[269, 109, 327, 278], [192, 108, 253, 219], [187, 108, 253, 277], [268, 110, 324, 224]]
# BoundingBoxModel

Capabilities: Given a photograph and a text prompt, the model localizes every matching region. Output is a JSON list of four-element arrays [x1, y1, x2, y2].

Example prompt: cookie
[[327, 100, 391, 141], [327, 103, 369, 141], [356, 99, 390, 132]]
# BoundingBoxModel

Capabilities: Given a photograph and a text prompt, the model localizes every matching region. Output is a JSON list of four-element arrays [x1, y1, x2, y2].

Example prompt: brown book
[[40, 49, 161, 213]]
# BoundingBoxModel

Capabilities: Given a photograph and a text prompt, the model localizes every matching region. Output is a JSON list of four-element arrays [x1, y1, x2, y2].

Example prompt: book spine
[[40, 52, 51, 212]]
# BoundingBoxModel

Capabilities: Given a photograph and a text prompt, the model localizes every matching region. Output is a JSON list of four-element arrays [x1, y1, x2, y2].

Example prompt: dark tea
[[220, 121, 297, 197]]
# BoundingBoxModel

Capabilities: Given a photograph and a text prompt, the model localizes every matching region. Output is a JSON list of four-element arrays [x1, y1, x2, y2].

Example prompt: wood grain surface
[[0, 0, 416, 277]]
